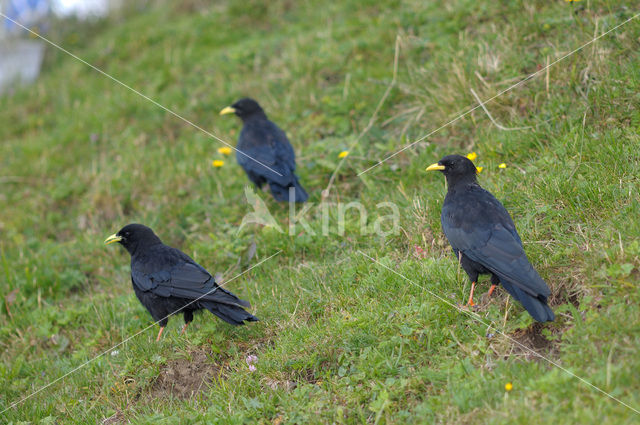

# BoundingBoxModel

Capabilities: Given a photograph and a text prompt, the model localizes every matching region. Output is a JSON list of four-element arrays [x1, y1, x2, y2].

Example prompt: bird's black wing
[[131, 246, 251, 308], [236, 119, 297, 187], [442, 187, 549, 298]]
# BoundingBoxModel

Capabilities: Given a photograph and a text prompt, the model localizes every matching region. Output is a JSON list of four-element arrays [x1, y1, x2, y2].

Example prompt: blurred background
[[0, 0, 121, 93]]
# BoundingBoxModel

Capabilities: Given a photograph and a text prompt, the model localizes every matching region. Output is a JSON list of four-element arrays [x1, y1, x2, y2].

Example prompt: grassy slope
[[1, 0, 639, 423]]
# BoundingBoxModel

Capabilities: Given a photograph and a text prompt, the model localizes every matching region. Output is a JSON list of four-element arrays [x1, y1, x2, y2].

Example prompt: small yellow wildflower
[[338, 150, 350, 159], [498, 163, 507, 169], [505, 382, 513, 392], [211, 160, 225, 168], [217, 147, 232, 155], [476, 166, 483, 173], [466, 152, 477, 161]]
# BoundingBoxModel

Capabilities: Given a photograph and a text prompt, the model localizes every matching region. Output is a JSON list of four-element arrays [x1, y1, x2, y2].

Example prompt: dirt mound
[[150, 350, 222, 399], [509, 323, 555, 360]]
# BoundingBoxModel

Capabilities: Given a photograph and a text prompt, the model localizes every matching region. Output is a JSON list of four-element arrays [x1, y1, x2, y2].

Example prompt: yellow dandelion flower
[[498, 163, 507, 169], [211, 160, 225, 168], [338, 150, 350, 159], [466, 152, 477, 161], [217, 147, 232, 155], [476, 166, 483, 173], [505, 382, 513, 392]]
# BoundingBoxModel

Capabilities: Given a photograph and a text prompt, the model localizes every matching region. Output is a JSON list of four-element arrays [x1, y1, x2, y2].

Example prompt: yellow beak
[[104, 234, 123, 245], [426, 163, 446, 172], [219, 106, 236, 116]]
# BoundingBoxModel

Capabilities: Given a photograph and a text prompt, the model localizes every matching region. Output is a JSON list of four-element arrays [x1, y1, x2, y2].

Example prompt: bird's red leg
[[467, 282, 476, 306], [156, 326, 165, 342], [487, 284, 497, 297], [180, 323, 189, 335]]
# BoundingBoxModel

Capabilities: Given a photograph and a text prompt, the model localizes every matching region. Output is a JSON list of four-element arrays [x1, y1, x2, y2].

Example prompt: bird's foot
[[466, 282, 477, 307], [457, 302, 476, 311], [180, 323, 189, 336], [155, 326, 165, 342], [487, 284, 497, 297]]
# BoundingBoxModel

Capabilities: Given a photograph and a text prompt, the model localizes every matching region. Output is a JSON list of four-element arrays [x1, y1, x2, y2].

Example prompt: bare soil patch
[[149, 349, 223, 399]]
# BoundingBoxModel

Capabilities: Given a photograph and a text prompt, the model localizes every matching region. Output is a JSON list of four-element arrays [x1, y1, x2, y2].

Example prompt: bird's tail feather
[[292, 177, 309, 202], [208, 285, 252, 308], [171, 285, 251, 308], [201, 301, 259, 325], [269, 176, 308, 202], [501, 281, 555, 322]]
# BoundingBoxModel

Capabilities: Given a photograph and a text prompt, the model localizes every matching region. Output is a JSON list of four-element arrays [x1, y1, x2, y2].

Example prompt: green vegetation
[[1, 0, 639, 423]]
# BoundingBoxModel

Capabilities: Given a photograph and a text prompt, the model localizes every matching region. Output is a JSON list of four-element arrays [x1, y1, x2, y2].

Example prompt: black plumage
[[426, 155, 554, 322], [105, 224, 258, 340], [220, 98, 308, 202]]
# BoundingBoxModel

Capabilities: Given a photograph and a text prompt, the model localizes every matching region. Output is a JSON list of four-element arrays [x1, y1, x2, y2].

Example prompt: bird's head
[[104, 223, 162, 255], [220, 98, 265, 121], [426, 154, 478, 186]]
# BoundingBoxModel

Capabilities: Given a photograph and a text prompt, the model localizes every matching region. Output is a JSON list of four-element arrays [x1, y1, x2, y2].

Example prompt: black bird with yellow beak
[[220, 97, 308, 202], [426, 155, 554, 322], [105, 223, 258, 341]]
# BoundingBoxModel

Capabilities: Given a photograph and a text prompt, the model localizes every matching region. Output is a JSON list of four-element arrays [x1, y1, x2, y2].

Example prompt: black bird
[[426, 155, 554, 322], [220, 98, 309, 202], [105, 223, 258, 341]]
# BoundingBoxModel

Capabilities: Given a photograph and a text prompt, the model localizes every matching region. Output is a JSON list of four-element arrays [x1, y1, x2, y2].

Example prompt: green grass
[[1, 0, 640, 423]]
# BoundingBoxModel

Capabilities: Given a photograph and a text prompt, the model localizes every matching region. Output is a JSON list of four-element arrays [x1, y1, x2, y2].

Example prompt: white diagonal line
[[357, 11, 640, 176], [358, 250, 640, 415], [0, 12, 283, 177], [0, 250, 281, 415], [2, 5, 638, 419]]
